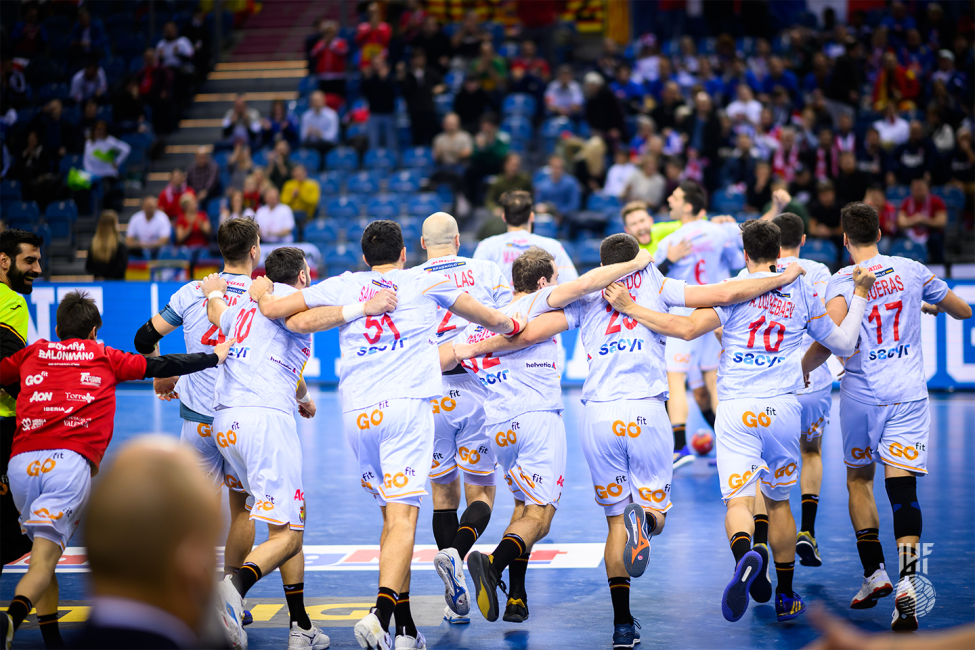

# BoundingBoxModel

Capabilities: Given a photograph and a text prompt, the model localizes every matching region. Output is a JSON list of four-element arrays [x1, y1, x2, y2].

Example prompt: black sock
[[730, 532, 751, 565], [231, 562, 262, 598], [645, 510, 658, 537], [775, 561, 795, 596], [898, 544, 918, 580], [800, 494, 819, 536], [701, 408, 716, 428], [38, 613, 64, 649], [284, 583, 311, 630], [507, 550, 530, 598], [753, 514, 769, 546], [855, 528, 885, 577], [490, 533, 527, 575], [452, 500, 492, 558], [394, 591, 417, 638], [375, 587, 398, 631], [8, 595, 31, 629], [432, 509, 459, 550], [672, 424, 686, 451], [224, 565, 240, 577], [608, 577, 632, 625]]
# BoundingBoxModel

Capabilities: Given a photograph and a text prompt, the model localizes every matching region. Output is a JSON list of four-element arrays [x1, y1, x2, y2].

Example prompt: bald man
[[412, 213, 513, 624], [76, 437, 222, 649]]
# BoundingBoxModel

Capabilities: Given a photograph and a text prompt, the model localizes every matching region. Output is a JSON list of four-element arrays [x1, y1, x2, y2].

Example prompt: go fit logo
[[27, 458, 56, 476], [612, 417, 646, 438], [741, 407, 776, 428], [216, 422, 240, 448], [357, 402, 389, 429]]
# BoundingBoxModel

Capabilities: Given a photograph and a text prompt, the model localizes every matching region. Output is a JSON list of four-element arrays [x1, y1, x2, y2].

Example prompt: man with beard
[[0, 229, 43, 576]]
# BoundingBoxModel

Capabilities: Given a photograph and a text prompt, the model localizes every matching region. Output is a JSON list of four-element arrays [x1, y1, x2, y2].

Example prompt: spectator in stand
[[220, 190, 256, 223], [722, 132, 760, 188], [9, 131, 54, 204], [186, 147, 220, 207], [857, 127, 889, 184], [745, 160, 773, 213], [873, 51, 920, 111], [629, 115, 656, 159], [31, 99, 80, 163], [86, 211, 129, 280], [266, 139, 295, 191], [227, 142, 253, 192], [583, 72, 625, 150], [513, 41, 552, 83], [306, 17, 329, 66], [899, 28, 934, 77], [10, 5, 47, 59], [261, 99, 299, 148], [545, 66, 583, 117], [79, 99, 101, 142], [433, 112, 472, 169], [890, 120, 938, 185], [245, 169, 270, 208], [183, 8, 212, 82], [68, 8, 109, 59], [726, 84, 763, 128], [356, 2, 392, 70], [882, 1, 917, 47], [514, 0, 559, 62], [771, 126, 802, 183], [594, 37, 624, 84], [453, 75, 492, 135], [803, 52, 831, 95], [809, 127, 837, 182], [756, 56, 799, 104], [452, 11, 487, 61], [70, 60, 108, 105], [835, 151, 869, 207], [681, 92, 722, 190], [947, 126, 974, 196], [469, 41, 507, 94], [310, 20, 349, 97], [632, 34, 661, 85], [603, 148, 638, 199], [611, 63, 647, 115], [157, 169, 195, 221], [927, 107, 955, 155], [398, 50, 444, 147], [281, 164, 320, 217], [254, 187, 295, 243], [300, 91, 339, 156], [113, 79, 150, 134], [535, 155, 581, 220], [464, 113, 510, 203], [361, 56, 398, 155], [864, 184, 899, 237], [222, 94, 261, 149], [897, 176, 947, 262], [932, 49, 970, 108], [486, 153, 532, 212], [136, 49, 176, 134], [174, 194, 212, 249], [826, 37, 864, 110], [651, 81, 685, 132], [412, 16, 451, 75], [399, 0, 427, 45], [126, 197, 172, 257], [156, 22, 195, 72], [762, 184, 810, 230], [623, 154, 666, 210], [83, 120, 130, 210], [808, 180, 844, 261], [1, 59, 29, 113]]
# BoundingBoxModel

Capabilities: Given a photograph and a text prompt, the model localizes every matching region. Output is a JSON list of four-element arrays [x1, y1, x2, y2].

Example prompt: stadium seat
[[115, 33, 146, 58], [45, 200, 78, 222], [325, 247, 360, 274], [326, 147, 360, 171], [364, 148, 398, 171], [445, 70, 464, 93], [541, 116, 574, 139], [458, 240, 476, 257], [345, 122, 367, 140], [886, 185, 910, 203], [158, 246, 195, 261], [888, 238, 928, 263], [586, 194, 621, 215], [387, 169, 422, 194], [0, 180, 21, 202], [405, 193, 441, 217], [367, 195, 402, 219], [502, 93, 537, 117], [801, 239, 839, 266], [400, 147, 434, 171], [318, 171, 346, 194], [346, 171, 382, 194], [298, 75, 318, 97], [38, 82, 69, 102], [533, 220, 559, 238], [59, 154, 83, 176], [292, 148, 322, 173], [434, 93, 454, 116], [711, 188, 745, 213], [344, 218, 367, 243], [533, 167, 551, 185], [303, 219, 341, 244], [206, 200, 222, 224], [252, 149, 270, 168], [7, 201, 41, 223], [323, 196, 362, 220], [604, 219, 627, 236], [501, 116, 533, 142], [399, 217, 422, 243]]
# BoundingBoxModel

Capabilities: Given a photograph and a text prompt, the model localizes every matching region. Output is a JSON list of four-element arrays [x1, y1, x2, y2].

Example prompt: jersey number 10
[[747, 316, 785, 352]]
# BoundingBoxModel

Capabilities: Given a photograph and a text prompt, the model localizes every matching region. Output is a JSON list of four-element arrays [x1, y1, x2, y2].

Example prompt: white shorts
[[798, 387, 832, 442], [343, 398, 434, 507], [840, 396, 929, 475], [212, 407, 305, 530], [429, 374, 496, 487], [180, 419, 227, 489], [491, 410, 566, 509], [8, 449, 90, 550], [715, 395, 801, 503], [666, 332, 720, 375], [581, 399, 673, 516]]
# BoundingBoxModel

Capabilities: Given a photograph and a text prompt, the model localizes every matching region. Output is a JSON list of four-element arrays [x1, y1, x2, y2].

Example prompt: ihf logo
[[904, 543, 937, 617]]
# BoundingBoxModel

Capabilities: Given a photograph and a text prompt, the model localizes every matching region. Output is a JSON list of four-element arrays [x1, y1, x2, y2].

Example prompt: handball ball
[[691, 429, 714, 456]]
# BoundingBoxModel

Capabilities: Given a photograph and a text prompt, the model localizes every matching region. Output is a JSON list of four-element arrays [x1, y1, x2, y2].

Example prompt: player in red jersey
[[0, 291, 232, 649]]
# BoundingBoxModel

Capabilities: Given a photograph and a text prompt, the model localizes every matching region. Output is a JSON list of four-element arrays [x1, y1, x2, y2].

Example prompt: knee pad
[[885, 476, 922, 540]]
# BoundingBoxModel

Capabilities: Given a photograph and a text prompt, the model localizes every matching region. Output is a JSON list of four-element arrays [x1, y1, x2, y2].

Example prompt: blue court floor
[[3, 388, 974, 649]]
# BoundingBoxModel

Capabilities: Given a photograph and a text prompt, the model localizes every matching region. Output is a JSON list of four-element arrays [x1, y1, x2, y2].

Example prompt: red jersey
[[899, 194, 946, 244], [311, 36, 349, 79], [355, 22, 391, 69], [1, 339, 148, 469], [157, 183, 196, 221]]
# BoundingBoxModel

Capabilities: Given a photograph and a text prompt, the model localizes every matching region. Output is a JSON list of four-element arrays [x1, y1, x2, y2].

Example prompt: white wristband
[[342, 302, 365, 323], [297, 392, 311, 404], [207, 290, 224, 301]]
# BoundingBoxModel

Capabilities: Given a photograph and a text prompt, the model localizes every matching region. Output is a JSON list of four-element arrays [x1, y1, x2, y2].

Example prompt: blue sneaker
[[775, 591, 806, 621], [749, 544, 772, 603], [622, 503, 651, 578], [241, 610, 253, 626], [721, 550, 762, 622], [673, 446, 694, 470], [612, 618, 641, 649]]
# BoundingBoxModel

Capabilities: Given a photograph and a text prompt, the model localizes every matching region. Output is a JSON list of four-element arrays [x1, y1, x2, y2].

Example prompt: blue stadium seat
[[298, 75, 318, 97], [303, 219, 341, 244], [367, 195, 402, 219], [886, 185, 910, 204], [59, 154, 83, 176], [7, 201, 40, 223], [387, 169, 422, 194], [434, 93, 454, 116], [158, 246, 195, 261], [399, 217, 422, 243], [45, 200, 78, 222], [932, 185, 963, 208], [344, 219, 367, 243], [347, 171, 381, 194], [435, 184, 454, 206], [501, 116, 533, 142], [533, 220, 559, 238], [38, 83, 69, 102], [251, 149, 270, 168], [445, 70, 464, 93], [532, 168, 551, 185], [801, 239, 839, 266], [889, 238, 928, 263], [400, 147, 434, 170], [16, 108, 37, 126], [458, 241, 476, 257], [214, 151, 231, 169], [323, 196, 362, 220], [0, 180, 21, 202], [405, 193, 440, 217], [116, 33, 147, 58], [364, 148, 398, 172], [711, 189, 745, 213], [586, 194, 621, 215], [292, 148, 322, 173], [318, 171, 346, 194], [45, 214, 74, 245], [502, 93, 537, 117], [325, 247, 360, 274], [345, 122, 367, 140], [604, 219, 627, 236], [541, 116, 574, 139], [576, 121, 592, 139], [326, 147, 360, 171], [207, 200, 222, 222]]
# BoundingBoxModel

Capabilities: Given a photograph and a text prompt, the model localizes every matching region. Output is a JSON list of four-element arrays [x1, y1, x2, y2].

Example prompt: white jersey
[[473, 230, 578, 284], [414, 255, 512, 346], [564, 267, 687, 404], [159, 272, 252, 421], [655, 219, 741, 315], [458, 285, 562, 424], [214, 284, 311, 415], [713, 272, 836, 401], [825, 254, 949, 405], [775, 256, 832, 393], [302, 268, 464, 412]]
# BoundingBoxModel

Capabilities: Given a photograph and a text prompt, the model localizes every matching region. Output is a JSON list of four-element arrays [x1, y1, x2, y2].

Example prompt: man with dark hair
[[802, 202, 971, 632], [249, 219, 522, 650], [455, 233, 805, 645], [653, 181, 745, 467], [0, 291, 232, 649], [474, 190, 578, 284], [603, 219, 877, 626], [0, 229, 43, 576]]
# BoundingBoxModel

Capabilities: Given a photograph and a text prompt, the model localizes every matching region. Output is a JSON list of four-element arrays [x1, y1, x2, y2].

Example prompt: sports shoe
[[1, 612, 13, 650], [673, 446, 694, 470], [241, 610, 253, 626], [612, 618, 641, 649], [394, 631, 427, 649], [850, 568, 893, 609], [891, 575, 919, 632], [467, 550, 502, 622], [622, 503, 651, 578], [215, 575, 248, 650], [796, 531, 822, 567], [434, 548, 470, 616], [749, 543, 773, 603], [502, 595, 529, 623], [288, 622, 330, 649], [442, 605, 470, 625], [721, 550, 762, 622], [353, 609, 392, 650], [775, 591, 806, 621]]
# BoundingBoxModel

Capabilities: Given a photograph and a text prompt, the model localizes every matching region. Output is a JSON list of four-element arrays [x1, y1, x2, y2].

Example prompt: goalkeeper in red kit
[[0, 291, 233, 650]]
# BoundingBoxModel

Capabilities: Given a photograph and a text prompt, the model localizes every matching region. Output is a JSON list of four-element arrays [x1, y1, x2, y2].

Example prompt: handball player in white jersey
[[605, 219, 874, 626], [250, 220, 523, 650], [802, 202, 971, 631]]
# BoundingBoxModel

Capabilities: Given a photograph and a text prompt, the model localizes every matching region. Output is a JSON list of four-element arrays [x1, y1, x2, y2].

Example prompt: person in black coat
[[582, 72, 625, 150], [453, 75, 493, 135], [681, 92, 724, 190], [398, 50, 444, 146]]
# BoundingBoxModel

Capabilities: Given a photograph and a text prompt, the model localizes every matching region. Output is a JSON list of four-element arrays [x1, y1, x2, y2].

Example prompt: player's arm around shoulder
[[250, 275, 309, 320], [684, 262, 806, 308], [454, 310, 568, 362], [547, 248, 654, 309], [448, 292, 523, 336], [200, 274, 231, 327], [605, 282, 720, 340], [285, 288, 397, 334]]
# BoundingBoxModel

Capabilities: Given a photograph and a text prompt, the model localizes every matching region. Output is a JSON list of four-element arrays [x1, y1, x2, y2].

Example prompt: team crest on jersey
[[427, 260, 466, 272], [875, 267, 895, 278], [771, 289, 791, 299], [372, 278, 398, 291], [505, 239, 531, 249]]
